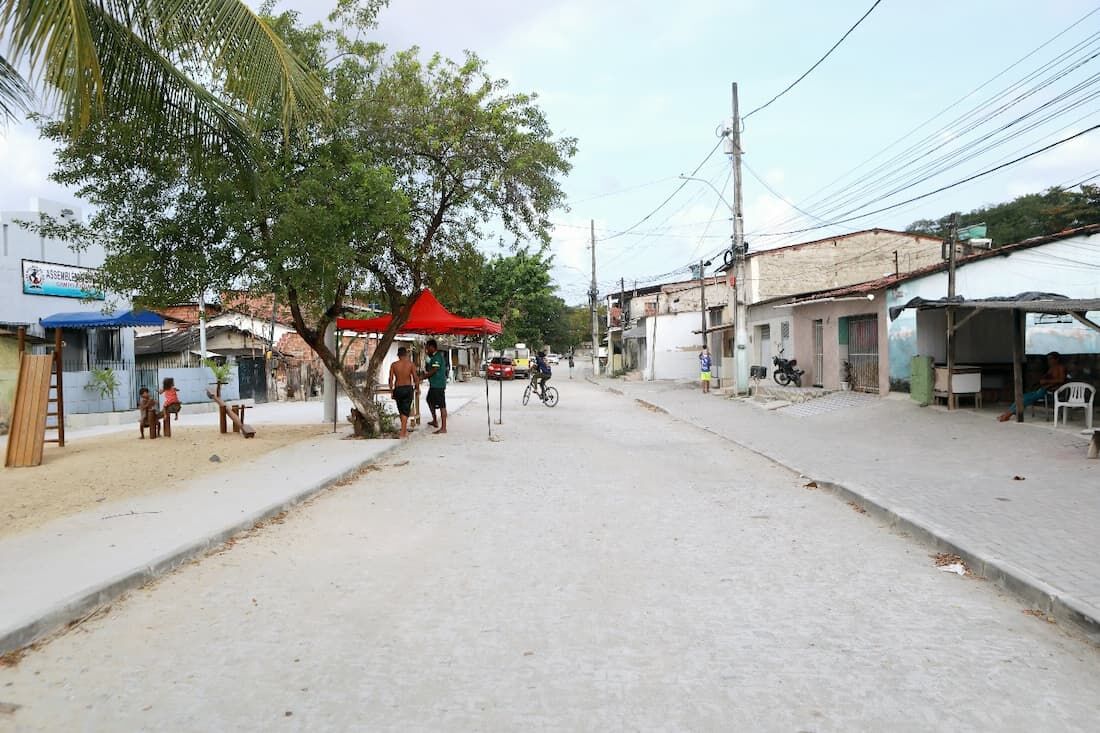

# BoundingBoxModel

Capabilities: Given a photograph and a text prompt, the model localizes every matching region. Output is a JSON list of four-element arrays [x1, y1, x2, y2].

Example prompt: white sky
[[3, 0, 1099, 304]]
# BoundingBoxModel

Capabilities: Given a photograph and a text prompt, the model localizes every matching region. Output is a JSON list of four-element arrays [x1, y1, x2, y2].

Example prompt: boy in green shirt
[[422, 339, 448, 434]]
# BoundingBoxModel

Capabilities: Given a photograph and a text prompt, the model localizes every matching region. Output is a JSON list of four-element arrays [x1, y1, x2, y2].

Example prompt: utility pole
[[699, 259, 708, 349], [730, 82, 749, 394], [589, 219, 600, 377], [198, 289, 207, 366], [620, 276, 626, 372], [945, 213, 959, 410]]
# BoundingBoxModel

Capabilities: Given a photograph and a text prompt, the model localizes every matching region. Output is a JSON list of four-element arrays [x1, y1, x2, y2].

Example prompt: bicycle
[[522, 379, 559, 407]]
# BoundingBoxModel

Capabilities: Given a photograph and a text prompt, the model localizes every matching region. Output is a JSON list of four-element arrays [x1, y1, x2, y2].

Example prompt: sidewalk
[[0, 386, 479, 655], [590, 376, 1100, 640]]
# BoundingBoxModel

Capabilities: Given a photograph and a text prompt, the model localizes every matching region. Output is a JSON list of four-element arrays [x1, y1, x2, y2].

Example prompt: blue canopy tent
[[40, 310, 165, 329]]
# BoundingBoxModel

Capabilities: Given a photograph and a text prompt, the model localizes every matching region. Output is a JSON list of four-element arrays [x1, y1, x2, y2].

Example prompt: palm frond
[[1, 0, 104, 128], [1, 0, 323, 144], [149, 0, 327, 135], [82, 3, 254, 164], [0, 52, 34, 120]]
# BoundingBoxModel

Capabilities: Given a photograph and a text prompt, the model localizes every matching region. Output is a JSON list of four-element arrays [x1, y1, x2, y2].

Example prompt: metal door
[[757, 324, 770, 366], [133, 367, 159, 409], [847, 315, 879, 393], [237, 357, 268, 402], [812, 320, 824, 387]]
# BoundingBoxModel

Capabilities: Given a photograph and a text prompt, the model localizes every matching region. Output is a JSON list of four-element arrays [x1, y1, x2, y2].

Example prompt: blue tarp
[[40, 310, 165, 329]]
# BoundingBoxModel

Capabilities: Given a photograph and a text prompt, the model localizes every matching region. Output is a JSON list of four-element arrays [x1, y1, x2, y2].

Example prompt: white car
[[547, 353, 561, 365]]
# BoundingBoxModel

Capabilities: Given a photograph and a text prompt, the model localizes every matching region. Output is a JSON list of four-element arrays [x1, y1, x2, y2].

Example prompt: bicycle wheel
[[543, 386, 559, 407], [522, 384, 532, 405]]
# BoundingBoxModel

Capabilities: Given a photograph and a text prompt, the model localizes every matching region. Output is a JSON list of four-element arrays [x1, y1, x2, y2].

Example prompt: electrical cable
[[742, 0, 885, 119], [748, 12, 1100, 238], [755, 123, 1100, 237], [599, 138, 724, 241]]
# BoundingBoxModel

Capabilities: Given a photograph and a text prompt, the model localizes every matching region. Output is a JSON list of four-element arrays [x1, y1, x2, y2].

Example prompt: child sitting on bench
[[160, 377, 182, 420], [138, 387, 161, 439]]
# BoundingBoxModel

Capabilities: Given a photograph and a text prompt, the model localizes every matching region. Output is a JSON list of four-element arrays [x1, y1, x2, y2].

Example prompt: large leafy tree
[[31, 9, 574, 436], [453, 248, 564, 348], [0, 0, 333, 156], [907, 185, 1100, 245]]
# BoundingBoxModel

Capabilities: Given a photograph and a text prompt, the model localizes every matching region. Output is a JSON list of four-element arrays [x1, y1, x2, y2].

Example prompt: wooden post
[[53, 328, 65, 448], [231, 405, 241, 433], [1012, 309, 1025, 423], [162, 411, 171, 438], [17, 326, 25, 355], [216, 381, 228, 433]]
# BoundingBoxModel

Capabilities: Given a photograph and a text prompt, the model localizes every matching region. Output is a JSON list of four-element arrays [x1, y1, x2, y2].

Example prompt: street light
[[678, 175, 749, 395]]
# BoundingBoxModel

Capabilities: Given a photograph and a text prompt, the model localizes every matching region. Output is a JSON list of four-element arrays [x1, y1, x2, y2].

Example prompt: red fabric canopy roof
[[336, 289, 502, 336]]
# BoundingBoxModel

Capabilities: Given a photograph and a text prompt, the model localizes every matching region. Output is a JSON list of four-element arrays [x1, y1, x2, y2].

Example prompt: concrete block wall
[[63, 369, 132, 414], [159, 366, 240, 404], [749, 231, 943, 303]]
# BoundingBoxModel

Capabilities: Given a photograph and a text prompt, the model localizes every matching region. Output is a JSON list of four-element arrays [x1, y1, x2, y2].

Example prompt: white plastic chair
[[1053, 382, 1095, 430]]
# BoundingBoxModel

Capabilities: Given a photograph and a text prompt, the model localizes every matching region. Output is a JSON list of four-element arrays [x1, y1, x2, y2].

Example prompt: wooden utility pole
[[945, 213, 959, 409], [589, 219, 600, 377], [730, 83, 749, 394], [699, 260, 708, 349], [620, 277, 627, 371]]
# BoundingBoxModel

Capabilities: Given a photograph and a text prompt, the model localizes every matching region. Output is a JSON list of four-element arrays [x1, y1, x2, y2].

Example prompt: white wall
[[160, 366, 240, 403], [207, 311, 294, 343], [745, 306, 794, 369], [62, 368, 132, 414], [888, 232, 1100, 382], [645, 312, 705, 381], [1, 199, 126, 337]]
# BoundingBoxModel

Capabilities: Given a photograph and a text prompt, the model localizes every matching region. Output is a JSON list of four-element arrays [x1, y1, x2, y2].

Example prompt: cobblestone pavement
[[598, 377, 1100, 633], [1, 379, 1098, 731], [775, 391, 879, 417]]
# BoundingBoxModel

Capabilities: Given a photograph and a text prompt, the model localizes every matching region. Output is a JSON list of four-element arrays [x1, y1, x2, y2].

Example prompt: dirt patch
[[1, 424, 333, 538]]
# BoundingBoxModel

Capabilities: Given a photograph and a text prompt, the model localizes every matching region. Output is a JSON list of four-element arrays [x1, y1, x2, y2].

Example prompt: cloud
[[0, 121, 83, 211]]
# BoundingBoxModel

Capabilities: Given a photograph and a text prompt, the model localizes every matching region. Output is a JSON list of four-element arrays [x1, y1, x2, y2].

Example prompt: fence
[[59, 360, 240, 414]]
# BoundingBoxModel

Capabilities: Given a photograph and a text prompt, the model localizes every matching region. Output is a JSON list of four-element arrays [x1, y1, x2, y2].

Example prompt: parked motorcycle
[[772, 351, 804, 387]]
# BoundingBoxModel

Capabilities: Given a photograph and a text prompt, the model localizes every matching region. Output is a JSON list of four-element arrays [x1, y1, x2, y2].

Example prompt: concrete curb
[[1, 398, 473, 657], [591, 380, 1100, 642]]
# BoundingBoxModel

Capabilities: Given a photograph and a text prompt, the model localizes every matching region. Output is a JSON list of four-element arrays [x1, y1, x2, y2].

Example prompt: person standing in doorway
[[388, 346, 417, 438], [422, 339, 448, 434], [700, 347, 712, 393]]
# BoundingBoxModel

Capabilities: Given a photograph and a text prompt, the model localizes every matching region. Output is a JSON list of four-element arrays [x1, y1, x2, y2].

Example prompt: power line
[[567, 176, 678, 205], [748, 9, 1100, 238], [599, 138, 724, 241], [742, 0, 885, 119], [756, 123, 1100, 237]]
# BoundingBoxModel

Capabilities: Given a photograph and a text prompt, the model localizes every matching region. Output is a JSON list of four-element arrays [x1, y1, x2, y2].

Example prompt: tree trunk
[[285, 287, 417, 439]]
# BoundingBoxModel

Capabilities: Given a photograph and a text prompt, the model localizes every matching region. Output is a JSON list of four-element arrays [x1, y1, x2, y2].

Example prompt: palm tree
[[0, 0, 325, 157]]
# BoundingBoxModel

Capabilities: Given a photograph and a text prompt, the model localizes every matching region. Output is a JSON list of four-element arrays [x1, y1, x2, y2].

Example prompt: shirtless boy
[[389, 346, 418, 438]]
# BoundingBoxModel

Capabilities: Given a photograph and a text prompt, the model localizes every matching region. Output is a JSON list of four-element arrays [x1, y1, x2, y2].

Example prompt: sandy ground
[[1, 423, 333, 538]]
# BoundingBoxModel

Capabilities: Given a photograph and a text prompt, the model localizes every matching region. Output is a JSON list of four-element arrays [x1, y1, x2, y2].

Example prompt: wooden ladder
[[45, 334, 65, 448]]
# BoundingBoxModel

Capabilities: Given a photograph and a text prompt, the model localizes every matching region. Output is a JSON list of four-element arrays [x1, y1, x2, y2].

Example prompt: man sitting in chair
[[998, 351, 1067, 422]]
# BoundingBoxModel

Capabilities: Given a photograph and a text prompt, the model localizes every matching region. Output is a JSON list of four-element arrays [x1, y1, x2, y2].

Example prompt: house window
[[94, 328, 122, 364]]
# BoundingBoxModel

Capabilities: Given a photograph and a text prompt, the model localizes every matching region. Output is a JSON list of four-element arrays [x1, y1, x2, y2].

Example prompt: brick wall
[[750, 231, 943, 303]]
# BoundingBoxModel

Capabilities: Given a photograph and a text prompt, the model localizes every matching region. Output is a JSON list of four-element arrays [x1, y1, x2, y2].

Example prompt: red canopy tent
[[335, 289, 502, 438], [336, 289, 501, 335]]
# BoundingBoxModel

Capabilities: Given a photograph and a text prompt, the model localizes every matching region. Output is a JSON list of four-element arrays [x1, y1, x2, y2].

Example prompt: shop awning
[[40, 309, 166, 329]]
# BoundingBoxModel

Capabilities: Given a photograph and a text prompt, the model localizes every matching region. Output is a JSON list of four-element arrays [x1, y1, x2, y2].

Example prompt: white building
[[2, 198, 120, 336]]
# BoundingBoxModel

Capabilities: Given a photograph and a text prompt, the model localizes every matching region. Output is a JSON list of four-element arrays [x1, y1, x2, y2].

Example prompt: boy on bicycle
[[531, 351, 552, 399]]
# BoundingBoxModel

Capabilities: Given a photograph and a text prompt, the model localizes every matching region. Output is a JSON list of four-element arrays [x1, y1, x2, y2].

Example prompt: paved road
[[2, 378, 1098, 731], [590, 377, 1100, 631]]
